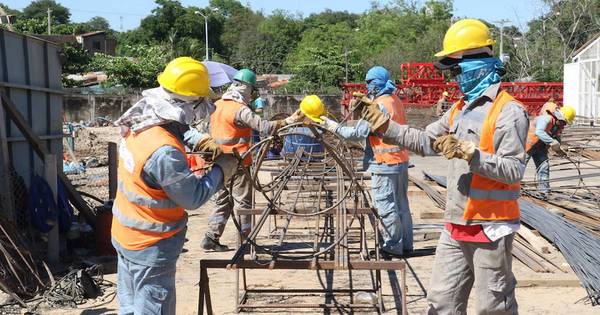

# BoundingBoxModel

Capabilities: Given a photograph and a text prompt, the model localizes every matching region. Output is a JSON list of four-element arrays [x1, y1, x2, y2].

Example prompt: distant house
[[563, 33, 600, 122], [34, 30, 116, 56]]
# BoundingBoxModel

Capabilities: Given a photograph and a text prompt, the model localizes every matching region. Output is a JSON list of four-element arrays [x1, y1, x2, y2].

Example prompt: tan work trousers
[[205, 170, 252, 241], [427, 228, 518, 315]]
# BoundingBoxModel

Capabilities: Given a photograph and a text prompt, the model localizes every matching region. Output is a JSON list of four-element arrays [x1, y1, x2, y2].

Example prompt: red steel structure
[[341, 63, 563, 116]]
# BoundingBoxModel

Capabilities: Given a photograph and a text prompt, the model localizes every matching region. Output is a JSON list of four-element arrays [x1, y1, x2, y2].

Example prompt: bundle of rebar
[[520, 200, 600, 305], [423, 172, 600, 306]]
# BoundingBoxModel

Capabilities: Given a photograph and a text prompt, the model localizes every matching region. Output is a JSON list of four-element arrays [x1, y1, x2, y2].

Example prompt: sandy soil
[[38, 151, 598, 315]]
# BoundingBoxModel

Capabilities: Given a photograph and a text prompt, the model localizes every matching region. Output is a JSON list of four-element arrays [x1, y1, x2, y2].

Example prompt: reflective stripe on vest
[[111, 126, 187, 251], [447, 91, 522, 221], [210, 99, 253, 165], [368, 94, 409, 164]]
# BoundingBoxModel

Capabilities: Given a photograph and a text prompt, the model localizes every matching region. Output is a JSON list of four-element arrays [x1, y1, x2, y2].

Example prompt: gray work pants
[[427, 229, 518, 315], [205, 170, 252, 241], [525, 149, 550, 195]]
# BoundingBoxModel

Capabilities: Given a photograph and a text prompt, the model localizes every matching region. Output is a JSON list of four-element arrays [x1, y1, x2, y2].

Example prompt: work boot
[[201, 236, 230, 252]]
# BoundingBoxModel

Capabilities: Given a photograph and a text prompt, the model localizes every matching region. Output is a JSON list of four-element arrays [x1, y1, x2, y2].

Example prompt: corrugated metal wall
[[0, 29, 63, 187]]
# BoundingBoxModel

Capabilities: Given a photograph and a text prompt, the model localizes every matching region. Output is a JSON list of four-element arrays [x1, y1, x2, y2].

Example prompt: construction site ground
[[49, 127, 596, 314]]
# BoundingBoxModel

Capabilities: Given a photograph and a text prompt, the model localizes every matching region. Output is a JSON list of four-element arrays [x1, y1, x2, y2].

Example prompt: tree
[[88, 44, 169, 88], [0, 3, 20, 16], [86, 16, 110, 31], [22, 0, 70, 25]]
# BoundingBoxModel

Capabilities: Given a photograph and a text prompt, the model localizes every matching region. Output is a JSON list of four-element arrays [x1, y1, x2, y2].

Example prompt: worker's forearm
[[235, 106, 277, 135], [183, 127, 208, 149], [382, 120, 438, 156], [469, 152, 525, 184], [143, 146, 222, 210], [335, 120, 369, 142], [163, 168, 223, 210]]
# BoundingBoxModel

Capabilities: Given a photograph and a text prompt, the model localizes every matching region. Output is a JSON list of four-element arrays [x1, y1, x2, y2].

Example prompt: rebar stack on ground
[[423, 173, 600, 306], [520, 125, 600, 235], [0, 217, 47, 307]]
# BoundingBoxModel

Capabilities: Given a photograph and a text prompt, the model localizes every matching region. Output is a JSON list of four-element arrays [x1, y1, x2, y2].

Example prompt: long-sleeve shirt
[[381, 83, 529, 226], [335, 119, 406, 174], [113, 122, 223, 267], [534, 115, 556, 145], [234, 105, 279, 136]]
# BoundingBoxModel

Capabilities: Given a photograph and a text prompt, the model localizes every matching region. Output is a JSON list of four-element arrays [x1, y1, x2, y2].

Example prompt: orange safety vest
[[111, 126, 188, 251], [525, 114, 562, 153], [448, 91, 522, 221], [368, 94, 409, 164], [210, 99, 253, 166]]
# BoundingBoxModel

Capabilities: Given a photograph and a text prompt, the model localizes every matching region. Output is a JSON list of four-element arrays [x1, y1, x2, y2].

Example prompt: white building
[[563, 33, 600, 122]]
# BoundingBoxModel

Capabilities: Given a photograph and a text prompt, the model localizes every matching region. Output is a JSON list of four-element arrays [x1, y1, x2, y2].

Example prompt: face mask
[[455, 57, 503, 101]]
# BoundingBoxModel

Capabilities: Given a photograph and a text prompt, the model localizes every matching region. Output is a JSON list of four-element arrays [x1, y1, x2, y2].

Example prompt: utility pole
[[344, 46, 348, 83], [47, 8, 52, 34], [195, 8, 219, 61], [492, 19, 510, 61]]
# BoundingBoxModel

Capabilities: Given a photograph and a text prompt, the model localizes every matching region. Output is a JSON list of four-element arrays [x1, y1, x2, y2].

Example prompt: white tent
[[563, 33, 600, 123]]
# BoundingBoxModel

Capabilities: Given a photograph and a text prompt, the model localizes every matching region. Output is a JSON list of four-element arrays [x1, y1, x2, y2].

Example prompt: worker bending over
[[525, 102, 575, 198], [202, 69, 304, 251], [356, 19, 527, 314], [112, 57, 238, 314], [320, 66, 413, 257]]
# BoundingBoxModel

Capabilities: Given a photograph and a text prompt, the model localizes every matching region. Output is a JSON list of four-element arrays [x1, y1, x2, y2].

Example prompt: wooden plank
[[44, 154, 59, 263], [0, 93, 96, 227], [517, 225, 552, 254], [516, 279, 581, 288]]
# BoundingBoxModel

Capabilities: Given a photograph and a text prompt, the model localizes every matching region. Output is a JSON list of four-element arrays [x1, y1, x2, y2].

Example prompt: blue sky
[[8, 0, 548, 31]]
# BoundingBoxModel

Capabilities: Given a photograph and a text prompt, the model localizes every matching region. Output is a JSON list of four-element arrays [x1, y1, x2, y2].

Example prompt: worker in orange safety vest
[[111, 57, 239, 314], [201, 68, 305, 251], [352, 19, 528, 314], [319, 66, 413, 257]]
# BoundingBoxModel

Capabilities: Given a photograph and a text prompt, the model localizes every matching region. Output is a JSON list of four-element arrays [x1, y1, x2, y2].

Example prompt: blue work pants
[[371, 168, 413, 255], [525, 149, 549, 195], [117, 253, 177, 315]]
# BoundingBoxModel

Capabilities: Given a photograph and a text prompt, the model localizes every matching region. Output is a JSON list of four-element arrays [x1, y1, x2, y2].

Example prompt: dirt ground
[[46, 141, 598, 314]]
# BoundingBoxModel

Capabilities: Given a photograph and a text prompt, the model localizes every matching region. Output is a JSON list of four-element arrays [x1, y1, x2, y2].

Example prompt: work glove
[[550, 139, 567, 157], [433, 134, 477, 162], [350, 92, 390, 132], [195, 135, 222, 157], [284, 109, 306, 125], [319, 116, 339, 133], [212, 154, 239, 183]]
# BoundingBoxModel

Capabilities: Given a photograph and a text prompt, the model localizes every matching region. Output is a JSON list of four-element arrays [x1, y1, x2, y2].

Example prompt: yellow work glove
[[350, 92, 390, 132], [550, 140, 567, 157], [433, 135, 476, 162], [284, 109, 306, 125], [195, 136, 222, 157]]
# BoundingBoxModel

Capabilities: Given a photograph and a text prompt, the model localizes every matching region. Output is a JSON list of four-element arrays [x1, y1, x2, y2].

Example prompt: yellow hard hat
[[442, 91, 449, 97], [157, 57, 210, 98], [435, 19, 496, 58], [560, 105, 576, 125], [300, 95, 326, 123]]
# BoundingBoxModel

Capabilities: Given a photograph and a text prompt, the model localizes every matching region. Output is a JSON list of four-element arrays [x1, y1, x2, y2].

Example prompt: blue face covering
[[366, 66, 396, 97], [456, 57, 504, 101]]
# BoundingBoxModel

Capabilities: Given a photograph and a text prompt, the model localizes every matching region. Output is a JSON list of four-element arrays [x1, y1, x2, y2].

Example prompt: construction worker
[[201, 69, 304, 251], [354, 19, 527, 314], [525, 102, 576, 198], [251, 95, 266, 144], [436, 91, 451, 116], [319, 66, 412, 257], [111, 57, 239, 314]]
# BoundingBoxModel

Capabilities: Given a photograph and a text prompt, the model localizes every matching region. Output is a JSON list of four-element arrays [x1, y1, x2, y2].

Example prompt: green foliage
[[12, 17, 47, 34], [88, 45, 168, 88], [86, 16, 110, 31], [22, 0, 70, 24]]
